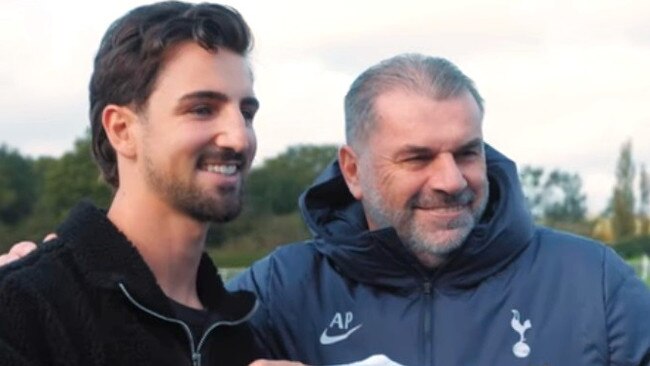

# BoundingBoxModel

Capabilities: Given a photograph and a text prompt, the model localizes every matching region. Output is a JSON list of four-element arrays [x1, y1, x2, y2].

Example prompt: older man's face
[[344, 88, 488, 267]]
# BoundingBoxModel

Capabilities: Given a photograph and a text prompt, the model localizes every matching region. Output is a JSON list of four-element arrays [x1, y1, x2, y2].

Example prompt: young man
[[0, 2, 275, 365], [229, 54, 650, 365]]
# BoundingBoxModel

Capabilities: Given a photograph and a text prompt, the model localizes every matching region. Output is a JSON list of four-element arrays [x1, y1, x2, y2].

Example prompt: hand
[[0, 241, 37, 266], [249, 361, 306, 366], [0, 233, 57, 266]]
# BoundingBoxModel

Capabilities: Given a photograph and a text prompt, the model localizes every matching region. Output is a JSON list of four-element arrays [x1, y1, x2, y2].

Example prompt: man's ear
[[102, 105, 138, 159], [338, 145, 363, 200]]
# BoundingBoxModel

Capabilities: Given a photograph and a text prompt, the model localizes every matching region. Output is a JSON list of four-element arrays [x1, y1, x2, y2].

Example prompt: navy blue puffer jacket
[[229, 146, 650, 365]]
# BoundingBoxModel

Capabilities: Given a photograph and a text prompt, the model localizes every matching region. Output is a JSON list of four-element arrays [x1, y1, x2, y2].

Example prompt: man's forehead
[[153, 42, 255, 99]]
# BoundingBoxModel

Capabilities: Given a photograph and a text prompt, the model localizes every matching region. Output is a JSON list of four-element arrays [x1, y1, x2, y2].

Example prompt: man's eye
[[406, 156, 425, 161], [190, 105, 214, 117], [402, 155, 429, 165], [457, 149, 480, 160], [241, 108, 256, 124]]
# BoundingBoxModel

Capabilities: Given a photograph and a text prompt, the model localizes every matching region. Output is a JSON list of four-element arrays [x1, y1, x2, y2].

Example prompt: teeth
[[205, 164, 238, 175]]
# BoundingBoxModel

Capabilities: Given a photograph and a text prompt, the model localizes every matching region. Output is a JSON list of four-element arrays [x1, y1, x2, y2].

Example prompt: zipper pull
[[192, 352, 201, 366]]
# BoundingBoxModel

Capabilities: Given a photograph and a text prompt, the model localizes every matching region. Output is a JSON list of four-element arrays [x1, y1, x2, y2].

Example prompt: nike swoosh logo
[[319, 324, 363, 345]]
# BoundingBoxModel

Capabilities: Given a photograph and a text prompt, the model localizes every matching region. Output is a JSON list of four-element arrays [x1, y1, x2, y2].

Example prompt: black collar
[[57, 201, 256, 321]]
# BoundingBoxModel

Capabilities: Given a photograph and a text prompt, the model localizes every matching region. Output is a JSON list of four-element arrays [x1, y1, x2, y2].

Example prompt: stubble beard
[[143, 155, 244, 223], [363, 180, 489, 266]]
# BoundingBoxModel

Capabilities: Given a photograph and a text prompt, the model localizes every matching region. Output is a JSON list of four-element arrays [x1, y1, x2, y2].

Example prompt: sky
[[1, 0, 649, 215]]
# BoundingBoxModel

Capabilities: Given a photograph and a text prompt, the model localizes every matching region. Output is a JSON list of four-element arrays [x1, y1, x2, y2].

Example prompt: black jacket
[[0, 202, 261, 366]]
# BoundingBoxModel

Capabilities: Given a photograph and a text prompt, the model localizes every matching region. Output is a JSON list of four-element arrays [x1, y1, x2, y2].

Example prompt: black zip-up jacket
[[0, 202, 261, 366]]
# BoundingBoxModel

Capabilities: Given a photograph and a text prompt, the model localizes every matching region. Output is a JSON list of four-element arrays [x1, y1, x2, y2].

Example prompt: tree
[[0, 145, 37, 224], [39, 136, 112, 221], [519, 165, 587, 225], [611, 140, 636, 241], [246, 144, 339, 215], [639, 163, 649, 236], [543, 170, 587, 224], [519, 166, 545, 221]]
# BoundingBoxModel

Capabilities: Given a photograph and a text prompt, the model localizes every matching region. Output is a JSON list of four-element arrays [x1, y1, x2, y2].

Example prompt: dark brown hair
[[89, 1, 253, 187]]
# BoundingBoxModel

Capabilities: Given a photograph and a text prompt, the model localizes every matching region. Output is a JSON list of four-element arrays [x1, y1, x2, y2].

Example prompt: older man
[[229, 54, 650, 365]]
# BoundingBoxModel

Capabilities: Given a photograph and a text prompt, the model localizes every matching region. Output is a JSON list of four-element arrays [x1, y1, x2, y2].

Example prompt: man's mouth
[[201, 163, 238, 176], [412, 190, 475, 212], [417, 204, 467, 212], [197, 149, 247, 177]]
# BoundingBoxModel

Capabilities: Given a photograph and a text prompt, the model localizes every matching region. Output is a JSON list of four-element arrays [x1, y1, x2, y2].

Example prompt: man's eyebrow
[[397, 138, 483, 156], [179, 90, 229, 103], [178, 91, 259, 110], [460, 138, 484, 150], [399, 145, 432, 155]]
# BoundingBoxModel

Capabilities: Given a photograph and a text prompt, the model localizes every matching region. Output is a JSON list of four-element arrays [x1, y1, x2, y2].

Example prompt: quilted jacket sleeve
[[603, 248, 650, 365], [227, 255, 285, 359]]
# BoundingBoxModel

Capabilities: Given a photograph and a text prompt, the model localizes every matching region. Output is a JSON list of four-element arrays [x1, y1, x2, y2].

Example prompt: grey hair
[[344, 53, 484, 146]]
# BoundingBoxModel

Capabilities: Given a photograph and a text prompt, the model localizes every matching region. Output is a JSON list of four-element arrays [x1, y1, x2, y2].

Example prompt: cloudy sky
[[1, 0, 649, 215]]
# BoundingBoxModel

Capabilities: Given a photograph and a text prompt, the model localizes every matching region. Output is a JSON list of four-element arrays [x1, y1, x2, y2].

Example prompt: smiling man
[[229, 54, 650, 365], [344, 86, 489, 268], [3, 13, 650, 366], [0, 2, 265, 365]]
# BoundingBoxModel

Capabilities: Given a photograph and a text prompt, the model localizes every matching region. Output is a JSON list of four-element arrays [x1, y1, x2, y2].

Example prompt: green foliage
[[247, 144, 338, 215], [0, 135, 112, 250], [207, 247, 273, 268], [0, 145, 37, 224], [611, 235, 650, 259], [520, 166, 545, 220], [207, 210, 310, 249], [543, 170, 587, 224], [519, 165, 587, 226], [39, 137, 112, 221], [206, 211, 310, 266], [611, 140, 636, 241], [639, 164, 649, 236]]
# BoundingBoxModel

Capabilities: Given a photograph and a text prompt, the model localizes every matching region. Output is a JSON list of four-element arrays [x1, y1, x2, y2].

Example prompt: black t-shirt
[[169, 299, 211, 348]]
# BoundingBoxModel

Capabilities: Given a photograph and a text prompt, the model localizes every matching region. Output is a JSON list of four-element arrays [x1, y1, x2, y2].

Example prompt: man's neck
[[107, 188, 207, 310]]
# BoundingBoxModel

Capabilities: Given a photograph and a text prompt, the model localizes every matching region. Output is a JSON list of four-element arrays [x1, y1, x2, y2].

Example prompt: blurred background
[[1, 0, 648, 281]]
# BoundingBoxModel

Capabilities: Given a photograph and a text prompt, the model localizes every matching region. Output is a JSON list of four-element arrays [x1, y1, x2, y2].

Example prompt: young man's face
[[136, 42, 258, 223], [349, 88, 488, 266]]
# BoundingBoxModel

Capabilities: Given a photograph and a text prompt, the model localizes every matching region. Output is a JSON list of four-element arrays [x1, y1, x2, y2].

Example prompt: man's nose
[[426, 153, 468, 194], [213, 108, 251, 153]]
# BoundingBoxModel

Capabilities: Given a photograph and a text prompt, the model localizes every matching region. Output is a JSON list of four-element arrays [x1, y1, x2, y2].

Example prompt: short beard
[[363, 180, 489, 265], [144, 157, 243, 223]]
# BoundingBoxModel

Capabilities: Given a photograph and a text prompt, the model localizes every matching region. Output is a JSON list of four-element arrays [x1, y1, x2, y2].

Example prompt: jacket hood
[[298, 144, 535, 291]]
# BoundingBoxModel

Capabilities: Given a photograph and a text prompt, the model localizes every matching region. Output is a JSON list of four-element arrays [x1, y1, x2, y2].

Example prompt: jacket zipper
[[423, 281, 433, 365], [118, 282, 259, 366]]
